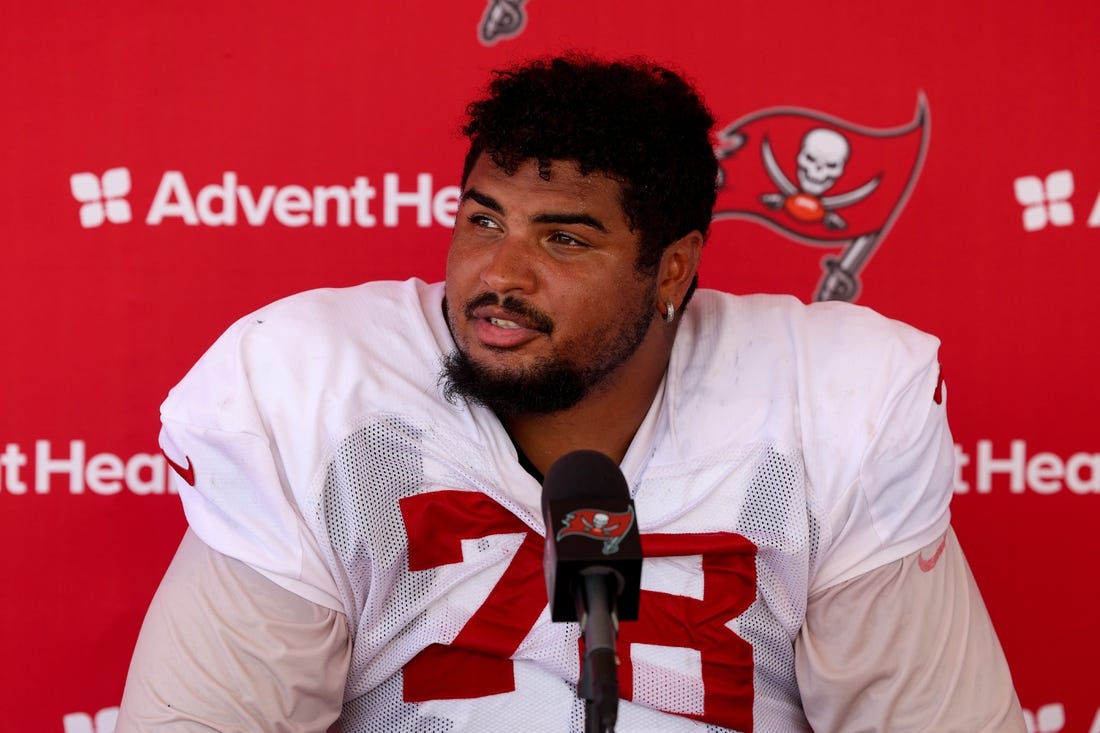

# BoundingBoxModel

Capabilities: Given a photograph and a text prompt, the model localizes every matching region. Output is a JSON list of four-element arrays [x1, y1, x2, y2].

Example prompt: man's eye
[[468, 214, 500, 229], [550, 232, 587, 247]]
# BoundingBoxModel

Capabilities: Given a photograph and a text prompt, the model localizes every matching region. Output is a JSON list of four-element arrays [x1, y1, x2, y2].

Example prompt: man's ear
[[656, 230, 704, 312]]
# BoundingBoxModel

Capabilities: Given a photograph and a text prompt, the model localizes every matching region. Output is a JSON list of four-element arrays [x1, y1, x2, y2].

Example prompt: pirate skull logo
[[759, 127, 880, 230], [797, 129, 849, 195]]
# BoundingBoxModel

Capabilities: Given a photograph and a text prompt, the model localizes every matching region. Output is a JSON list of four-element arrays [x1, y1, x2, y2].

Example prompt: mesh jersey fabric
[[159, 278, 954, 732]]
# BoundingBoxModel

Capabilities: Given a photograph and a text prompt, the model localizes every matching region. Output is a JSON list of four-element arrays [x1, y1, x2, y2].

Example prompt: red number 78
[[400, 490, 757, 731]]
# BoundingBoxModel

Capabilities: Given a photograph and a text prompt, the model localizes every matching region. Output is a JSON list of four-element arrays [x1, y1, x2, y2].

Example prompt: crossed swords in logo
[[758, 130, 880, 231]]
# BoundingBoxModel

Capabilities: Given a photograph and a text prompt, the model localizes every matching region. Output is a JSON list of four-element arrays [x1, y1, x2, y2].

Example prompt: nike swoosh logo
[[933, 366, 944, 405], [918, 535, 948, 573], [162, 450, 196, 487]]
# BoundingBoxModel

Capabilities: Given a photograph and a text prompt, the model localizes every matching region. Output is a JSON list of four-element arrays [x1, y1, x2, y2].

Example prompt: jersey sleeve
[[806, 306, 955, 593], [159, 302, 343, 612], [795, 528, 1026, 732], [118, 530, 350, 732]]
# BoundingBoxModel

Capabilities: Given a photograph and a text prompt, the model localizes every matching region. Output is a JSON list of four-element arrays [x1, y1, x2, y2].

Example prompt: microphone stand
[[576, 568, 622, 733]]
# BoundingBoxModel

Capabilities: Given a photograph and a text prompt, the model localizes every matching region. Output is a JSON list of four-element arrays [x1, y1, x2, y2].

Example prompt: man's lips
[[471, 306, 548, 348], [464, 295, 553, 350]]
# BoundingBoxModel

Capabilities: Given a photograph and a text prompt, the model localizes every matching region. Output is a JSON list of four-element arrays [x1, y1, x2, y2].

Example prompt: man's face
[[441, 154, 658, 417]]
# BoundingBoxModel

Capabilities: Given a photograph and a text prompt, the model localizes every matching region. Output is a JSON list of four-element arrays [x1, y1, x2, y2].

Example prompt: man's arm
[[117, 530, 351, 733], [795, 527, 1026, 732]]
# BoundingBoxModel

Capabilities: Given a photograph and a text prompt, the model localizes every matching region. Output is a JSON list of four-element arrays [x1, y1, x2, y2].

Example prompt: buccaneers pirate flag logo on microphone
[[713, 95, 929, 302], [556, 506, 636, 555]]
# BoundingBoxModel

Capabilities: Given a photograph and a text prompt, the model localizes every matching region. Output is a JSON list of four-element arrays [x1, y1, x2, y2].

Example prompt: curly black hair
[[461, 54, 718, 278]]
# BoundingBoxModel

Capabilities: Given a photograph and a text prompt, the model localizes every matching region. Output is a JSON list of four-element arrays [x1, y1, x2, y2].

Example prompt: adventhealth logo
[[1013, 169, 1100, 232], [953, 440, 1100, 495], [63, 706, 118, 733], [70, 168, 133, 228], [1021, 701, 1100, 733], [69, 168, 460, 229]]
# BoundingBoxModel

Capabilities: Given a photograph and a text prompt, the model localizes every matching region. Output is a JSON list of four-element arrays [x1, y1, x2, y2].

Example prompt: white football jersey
[[160, 278, 953, 732]]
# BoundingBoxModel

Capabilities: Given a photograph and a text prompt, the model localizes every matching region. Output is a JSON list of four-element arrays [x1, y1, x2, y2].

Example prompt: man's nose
[[480, 234, 537, 294]]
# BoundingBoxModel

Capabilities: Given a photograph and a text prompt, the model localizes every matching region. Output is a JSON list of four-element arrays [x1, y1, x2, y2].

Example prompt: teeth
[[489, 317, 521, 329]]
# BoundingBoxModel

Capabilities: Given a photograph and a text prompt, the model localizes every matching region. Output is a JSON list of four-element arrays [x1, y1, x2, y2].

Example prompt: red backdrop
[[2, 2, 1097, 731]]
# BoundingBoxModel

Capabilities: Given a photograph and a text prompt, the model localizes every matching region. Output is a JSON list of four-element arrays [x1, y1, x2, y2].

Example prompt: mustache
[[463, 292, 554, 334]]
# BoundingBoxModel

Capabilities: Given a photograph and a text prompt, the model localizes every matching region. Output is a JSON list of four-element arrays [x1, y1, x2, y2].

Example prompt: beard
[[440, 287, 656, 418]]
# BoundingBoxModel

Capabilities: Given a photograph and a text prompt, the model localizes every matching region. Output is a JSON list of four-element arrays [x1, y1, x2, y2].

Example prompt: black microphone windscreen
[[541, 450, 642, 622], [542, 449, 630, 503]]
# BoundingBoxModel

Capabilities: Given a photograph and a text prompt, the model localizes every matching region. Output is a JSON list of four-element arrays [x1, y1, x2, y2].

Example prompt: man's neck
[[501, 352, 669, 478]]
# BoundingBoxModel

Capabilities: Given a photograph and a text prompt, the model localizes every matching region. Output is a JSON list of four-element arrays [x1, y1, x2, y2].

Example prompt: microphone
[[541, 450, 642, 733]]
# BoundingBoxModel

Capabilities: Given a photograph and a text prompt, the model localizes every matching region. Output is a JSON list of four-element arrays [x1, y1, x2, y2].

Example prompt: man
[[119, 55, 1025, 731]]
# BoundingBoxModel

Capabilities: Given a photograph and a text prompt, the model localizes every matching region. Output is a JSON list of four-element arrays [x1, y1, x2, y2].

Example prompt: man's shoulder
[[218, 278, 446, 360], [691, 289, 937, 346], [668, 290, 944, 459], [685, 290, 940, 383], [163, 278, 450, 425], [247, 277, 442, 328]]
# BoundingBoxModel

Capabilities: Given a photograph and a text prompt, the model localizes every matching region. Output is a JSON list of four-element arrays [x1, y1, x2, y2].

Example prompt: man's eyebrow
[[460, 188, 504, 213], [532, 212, 608, 233], [460, 187, 609, 232]]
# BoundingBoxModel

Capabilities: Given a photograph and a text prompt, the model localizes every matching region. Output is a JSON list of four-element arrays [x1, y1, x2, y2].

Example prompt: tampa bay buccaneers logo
[[713, 96, 929, 302], [556, 506, 635, 555]]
